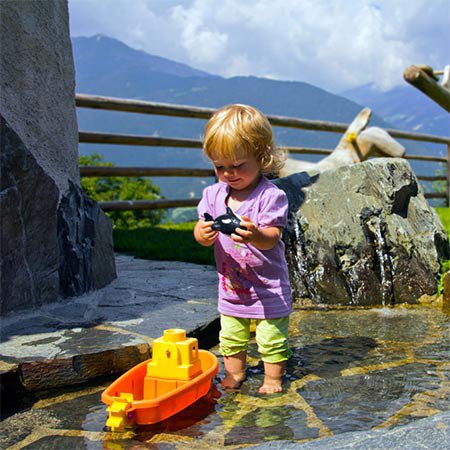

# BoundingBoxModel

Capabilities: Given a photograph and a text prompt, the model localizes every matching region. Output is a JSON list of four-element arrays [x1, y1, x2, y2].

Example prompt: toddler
[[194, 104, 292, 394]]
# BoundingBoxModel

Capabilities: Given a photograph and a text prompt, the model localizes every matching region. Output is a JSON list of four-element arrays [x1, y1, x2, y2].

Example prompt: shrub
[[79, 153, 165, 228]]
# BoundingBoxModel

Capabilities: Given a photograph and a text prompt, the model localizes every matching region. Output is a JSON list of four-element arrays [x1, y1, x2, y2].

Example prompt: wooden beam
[[79, 166, 446, 182], [78, 130, 448, 163], [416, 175, 446, 181], [80, 166, 214, 177], [99, 192, 445, 208], [424, 192, 447, 199], [281, 146, 332, 155], [76, 93, 450, 144], [403, 154, 447, 163], [404, 65, 450, 112], [447, 144, 450, 207], [76, 94, 213, 119], [79, 131, 203, 148], [78, 129, 448, 164], [99, 198, 200, 211]]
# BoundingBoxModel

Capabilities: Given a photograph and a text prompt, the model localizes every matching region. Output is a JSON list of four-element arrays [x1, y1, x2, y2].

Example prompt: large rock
[[0, 1, 116, 315], [274, 158, 449, 306]]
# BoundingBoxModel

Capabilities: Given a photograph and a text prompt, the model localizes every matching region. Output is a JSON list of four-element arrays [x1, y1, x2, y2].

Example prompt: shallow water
[[2, 306, 449, 449]]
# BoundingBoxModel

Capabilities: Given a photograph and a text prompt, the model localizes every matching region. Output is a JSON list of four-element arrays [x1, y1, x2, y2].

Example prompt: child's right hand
[[194, 219, 218, 246]]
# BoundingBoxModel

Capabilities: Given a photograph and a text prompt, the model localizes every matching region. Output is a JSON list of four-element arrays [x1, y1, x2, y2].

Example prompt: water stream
[[365, 214, 395, 306], [2, 305, 449, 449]]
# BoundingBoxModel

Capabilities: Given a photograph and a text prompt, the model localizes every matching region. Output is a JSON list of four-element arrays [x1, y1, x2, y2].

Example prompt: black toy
[[204, 207, 247, 235]]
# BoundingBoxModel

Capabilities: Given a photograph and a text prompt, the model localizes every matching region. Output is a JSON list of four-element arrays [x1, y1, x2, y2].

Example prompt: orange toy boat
[[102, 328, 219, 431]]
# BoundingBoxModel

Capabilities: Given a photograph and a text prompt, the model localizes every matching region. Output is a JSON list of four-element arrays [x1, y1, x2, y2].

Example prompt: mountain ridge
[[73, 34, 215, 80]]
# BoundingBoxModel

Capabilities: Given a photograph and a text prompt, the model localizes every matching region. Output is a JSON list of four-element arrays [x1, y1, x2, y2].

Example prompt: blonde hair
[[203, 104, 286, 176]]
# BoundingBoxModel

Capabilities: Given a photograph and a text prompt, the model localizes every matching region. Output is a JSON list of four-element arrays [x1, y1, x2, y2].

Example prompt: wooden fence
[[76, 94, 450, 210]]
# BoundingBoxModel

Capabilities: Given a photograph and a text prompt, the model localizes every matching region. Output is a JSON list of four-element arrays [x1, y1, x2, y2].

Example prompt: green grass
[[435, 207, 450, 236], [113, 221, 215, 265], [435, 208, 450, 294]]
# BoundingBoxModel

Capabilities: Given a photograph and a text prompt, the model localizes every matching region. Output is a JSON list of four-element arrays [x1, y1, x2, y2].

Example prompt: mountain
[[341, 83, 449, 137], [73, 35, 213, 80], [72, 35, 443, 212]]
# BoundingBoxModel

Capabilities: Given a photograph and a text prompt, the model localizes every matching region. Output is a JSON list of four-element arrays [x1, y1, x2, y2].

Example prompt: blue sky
[[69, 0, 450, 92]]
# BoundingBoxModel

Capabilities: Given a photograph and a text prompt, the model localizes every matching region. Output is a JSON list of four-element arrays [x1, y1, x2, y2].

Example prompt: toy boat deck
[[102, 329, 219, 430]]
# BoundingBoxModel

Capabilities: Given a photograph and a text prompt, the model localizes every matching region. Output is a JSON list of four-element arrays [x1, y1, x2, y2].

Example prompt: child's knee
[[255, 317, 291, 363], [219, 315, 250, 356]]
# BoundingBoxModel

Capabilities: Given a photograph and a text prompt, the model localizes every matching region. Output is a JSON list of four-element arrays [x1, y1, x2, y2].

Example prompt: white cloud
[[69, 0, 450, 92], [171, 3, 229, 65]]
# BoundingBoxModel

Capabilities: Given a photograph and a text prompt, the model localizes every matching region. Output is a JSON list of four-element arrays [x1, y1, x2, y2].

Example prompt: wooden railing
[[76, 94, 450, 210]]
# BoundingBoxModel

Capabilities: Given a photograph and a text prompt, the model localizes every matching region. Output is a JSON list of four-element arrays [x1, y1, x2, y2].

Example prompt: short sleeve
[[258, 188, 288, 228], [197, 186, 213, 220]]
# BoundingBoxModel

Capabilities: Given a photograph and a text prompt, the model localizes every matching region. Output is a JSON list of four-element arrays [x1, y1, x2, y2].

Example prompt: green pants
[[220, 314, 292, 363]]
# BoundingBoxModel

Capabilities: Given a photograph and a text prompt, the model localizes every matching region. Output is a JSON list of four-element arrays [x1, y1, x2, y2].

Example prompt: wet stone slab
[[0, 255, 218, 392], [4, 328, 150, 391], [1, 327, 144, 362], [296, 308, 434, 343], [107, 300, 219, 340], [248, 411, 450, 450], [38, 391, 106, 431], [298, 362, 445, 433], [0, 408, 61, 449], [224, 406, 319, 446], [286, 336, 378, 379], [21, 436, 90, 450]]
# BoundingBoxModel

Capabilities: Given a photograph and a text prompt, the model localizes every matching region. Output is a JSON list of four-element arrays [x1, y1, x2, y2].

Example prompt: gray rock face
[[0, 0, 79, 193], [1, 115, 60, 312], [0, 1, 116, 315], [275, 159, 449, 306], [58, 181, 116, 297]]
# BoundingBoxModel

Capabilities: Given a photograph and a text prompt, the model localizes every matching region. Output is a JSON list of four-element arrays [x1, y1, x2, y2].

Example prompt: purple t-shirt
[[198, 176, 292, 319]]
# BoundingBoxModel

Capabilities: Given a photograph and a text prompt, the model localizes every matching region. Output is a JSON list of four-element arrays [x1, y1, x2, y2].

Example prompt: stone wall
[[0, 0, 116, 315]]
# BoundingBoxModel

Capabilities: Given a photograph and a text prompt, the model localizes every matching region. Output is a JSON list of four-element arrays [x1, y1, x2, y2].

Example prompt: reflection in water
[[224, 405, 319, 446], [4, 306, 449, 449], [101, 387, 220, 449], [299, 362, 442, 433]]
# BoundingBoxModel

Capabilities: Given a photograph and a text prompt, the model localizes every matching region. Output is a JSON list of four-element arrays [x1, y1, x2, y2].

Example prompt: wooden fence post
[[404, 65, 450, 113], [447, 144, 450, 207]]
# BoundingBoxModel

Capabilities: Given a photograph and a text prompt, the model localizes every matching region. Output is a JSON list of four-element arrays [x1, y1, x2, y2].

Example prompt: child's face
[[212, 151, 261, 192]]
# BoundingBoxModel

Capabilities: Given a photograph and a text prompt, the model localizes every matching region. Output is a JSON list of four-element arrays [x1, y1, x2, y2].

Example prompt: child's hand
[[195, 219, 218, 246], [231, 215, 260, 244], [231, 215, 281, 250]]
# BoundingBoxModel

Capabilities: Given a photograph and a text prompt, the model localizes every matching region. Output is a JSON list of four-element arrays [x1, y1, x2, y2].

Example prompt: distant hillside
[[342, 83, 449, 137], [72, 35, 442, 210], [73, 34, 214, 80]]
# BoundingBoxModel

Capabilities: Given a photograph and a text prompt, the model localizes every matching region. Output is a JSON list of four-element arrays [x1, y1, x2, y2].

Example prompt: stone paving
[[249, 410, 450, 449], [0, 254, 219, 393]]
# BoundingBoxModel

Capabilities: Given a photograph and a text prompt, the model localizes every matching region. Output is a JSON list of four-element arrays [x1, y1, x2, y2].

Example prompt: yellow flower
[[347, 132, 357, 143]]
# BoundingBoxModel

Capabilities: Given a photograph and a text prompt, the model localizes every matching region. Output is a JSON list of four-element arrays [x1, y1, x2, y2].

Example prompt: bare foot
[[259, 380, 283, 394], [220, 374, 246, 390], [258, 375, 283, 394], [221, 352, 247, 391], [259, 361, 285, 394]]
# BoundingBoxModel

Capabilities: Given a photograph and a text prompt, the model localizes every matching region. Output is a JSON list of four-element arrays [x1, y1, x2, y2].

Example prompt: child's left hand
[[231, 215, 260, 244]]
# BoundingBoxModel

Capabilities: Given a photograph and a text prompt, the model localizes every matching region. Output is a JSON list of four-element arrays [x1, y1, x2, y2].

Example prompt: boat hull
[[102, 349, 219, 425]]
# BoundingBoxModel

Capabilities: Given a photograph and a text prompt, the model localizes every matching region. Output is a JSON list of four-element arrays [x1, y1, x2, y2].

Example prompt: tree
[[430, 164, 447, 207], [79, 153, 165, 228]]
